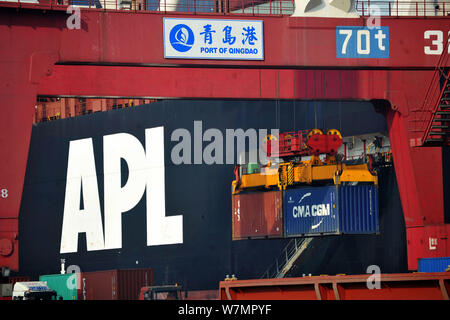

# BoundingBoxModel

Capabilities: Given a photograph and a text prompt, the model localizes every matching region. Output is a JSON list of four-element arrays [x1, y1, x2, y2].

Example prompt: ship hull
[[18, 99, 407, 290]]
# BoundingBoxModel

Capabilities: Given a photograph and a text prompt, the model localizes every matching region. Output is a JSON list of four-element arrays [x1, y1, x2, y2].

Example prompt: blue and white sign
[[164, 18, 264, 60], [336, 26, 389, 59]]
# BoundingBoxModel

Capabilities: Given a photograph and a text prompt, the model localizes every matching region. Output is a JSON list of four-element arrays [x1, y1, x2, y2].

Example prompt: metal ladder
[[261, 237, 313, 279], [412, 35, 450, 146], [422, 74, 450, 145]]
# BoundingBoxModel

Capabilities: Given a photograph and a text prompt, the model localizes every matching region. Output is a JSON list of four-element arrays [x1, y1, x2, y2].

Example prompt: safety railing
[[261, 237, 312, 279], [0, 0, 295, 15], [33, 97, 156, 123], [356, 0, 450, 16], [412, 36, 449, 143]]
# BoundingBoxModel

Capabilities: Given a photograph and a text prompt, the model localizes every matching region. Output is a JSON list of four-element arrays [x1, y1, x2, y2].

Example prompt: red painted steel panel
[[184, 290, 219, 300], [0, 89, 36, 272], [220, 273, 450, 300], [1, 9, 450, 68], [36, 65, 421, 101], [222, 284, 320, 300], [0, 93, 37, 221], [85, 14, 425, 67], [36, 66, 437, 111], [407, 225, 450, 270], [386, 110, 424, 228], [39, 65, 265, 98], [232, 191, 283, 240], [333, 282, 447, 300]]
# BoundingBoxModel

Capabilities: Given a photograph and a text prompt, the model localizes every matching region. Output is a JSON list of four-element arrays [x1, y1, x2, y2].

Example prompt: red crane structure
[[0, 1, 449, 275]]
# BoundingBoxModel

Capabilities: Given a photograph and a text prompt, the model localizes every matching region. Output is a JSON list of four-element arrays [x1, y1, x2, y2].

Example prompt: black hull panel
[[18, 99, 406, 290]]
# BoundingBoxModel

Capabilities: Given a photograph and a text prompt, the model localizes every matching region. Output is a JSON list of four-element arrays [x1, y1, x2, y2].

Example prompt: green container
[[39, 274, 79, 300], [247, 163, 260, 174]]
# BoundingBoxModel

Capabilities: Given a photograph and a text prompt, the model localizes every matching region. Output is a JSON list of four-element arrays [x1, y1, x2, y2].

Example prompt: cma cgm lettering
[[284, 185, 379, 236], [292, 204, 331, 218]]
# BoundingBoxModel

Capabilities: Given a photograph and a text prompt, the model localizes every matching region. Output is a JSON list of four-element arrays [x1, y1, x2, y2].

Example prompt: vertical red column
[[386, 108, 448, 270], [0, 84, 37, 272], [0, 2, 59, 271]]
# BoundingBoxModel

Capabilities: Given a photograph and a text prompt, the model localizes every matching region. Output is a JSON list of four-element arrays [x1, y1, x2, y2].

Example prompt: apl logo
[[170, 24, 194, 52], [59, 127, 183, 254]]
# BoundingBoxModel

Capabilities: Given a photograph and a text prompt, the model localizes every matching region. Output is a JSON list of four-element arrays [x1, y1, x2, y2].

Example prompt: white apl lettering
[[59, 127, 183, 254], [60, 138, 105, 253], [103, 133, 147, 250]]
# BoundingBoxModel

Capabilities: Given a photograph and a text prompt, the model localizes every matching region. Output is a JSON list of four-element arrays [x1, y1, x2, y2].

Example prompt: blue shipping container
[[283, 185, 379, 236], [418, 257, 450, 273], [338, 185, 379, 234], [284, 186, 338, 235]]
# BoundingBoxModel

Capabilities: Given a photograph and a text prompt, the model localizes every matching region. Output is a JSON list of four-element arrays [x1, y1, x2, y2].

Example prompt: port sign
[[164, 18, 264, 60], [336, 26, 389, 59]]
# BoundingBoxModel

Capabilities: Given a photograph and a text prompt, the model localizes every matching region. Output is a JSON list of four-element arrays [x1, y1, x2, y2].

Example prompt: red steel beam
[[219, 273, 450, 300], [1, 8, 449, 69]]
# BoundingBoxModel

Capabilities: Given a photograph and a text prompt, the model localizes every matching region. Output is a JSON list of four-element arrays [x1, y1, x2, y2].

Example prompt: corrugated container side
[[81, 270, 118, 300], [232, 191, 283, 240], [81, 269, 153, 300], [283, 186, 338, 236], [117, 269, 153, 300], [283, 185, 379, 237], [338, 185, 379, 234], [418, 257, 450, 272], [40, 273, 79, 300]]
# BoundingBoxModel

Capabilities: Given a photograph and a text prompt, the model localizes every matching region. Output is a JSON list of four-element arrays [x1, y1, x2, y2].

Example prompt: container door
[[338, 185, 379, 234], [232, 191, 283, 240]]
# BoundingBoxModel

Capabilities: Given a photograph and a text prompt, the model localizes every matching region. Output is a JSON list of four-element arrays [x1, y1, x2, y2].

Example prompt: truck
[[12, 281, 57, 300], [139, 284, 183, 300]]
